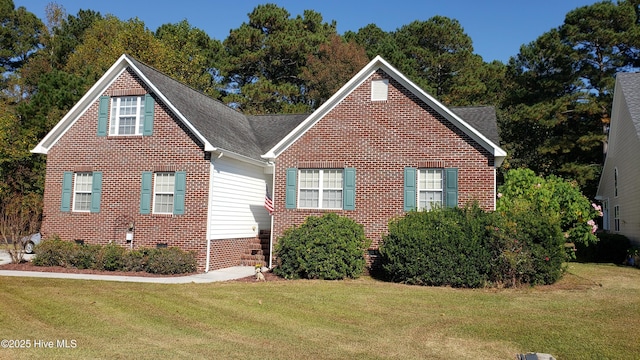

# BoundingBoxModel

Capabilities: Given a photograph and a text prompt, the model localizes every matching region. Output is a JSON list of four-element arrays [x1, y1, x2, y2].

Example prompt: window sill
[[107, 135, 144, 139]]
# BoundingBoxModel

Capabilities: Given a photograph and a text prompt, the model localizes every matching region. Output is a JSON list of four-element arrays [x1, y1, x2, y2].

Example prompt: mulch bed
[[0, 262, 194, 278]]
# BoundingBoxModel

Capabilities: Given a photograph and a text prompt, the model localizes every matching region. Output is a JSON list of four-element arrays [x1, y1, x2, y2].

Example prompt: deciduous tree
[[301, 34, 369, 107]]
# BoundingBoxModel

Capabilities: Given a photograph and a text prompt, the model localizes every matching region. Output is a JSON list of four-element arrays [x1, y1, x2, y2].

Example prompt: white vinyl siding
[[602, 200, 610, 231], [208, 157, 270, 240], [596, 78, 640, 244]]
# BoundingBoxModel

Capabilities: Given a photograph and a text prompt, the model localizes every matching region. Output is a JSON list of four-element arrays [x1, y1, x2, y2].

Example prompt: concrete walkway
[[0, 250, 255, 284]]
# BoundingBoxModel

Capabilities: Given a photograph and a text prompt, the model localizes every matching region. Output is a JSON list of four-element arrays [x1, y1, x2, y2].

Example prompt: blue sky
[[19, 0, 601, 63]]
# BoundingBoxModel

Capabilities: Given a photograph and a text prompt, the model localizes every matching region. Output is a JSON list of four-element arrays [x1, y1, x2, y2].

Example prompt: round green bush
[[379, 206, 492, 288], [274, 213, 370, 280]]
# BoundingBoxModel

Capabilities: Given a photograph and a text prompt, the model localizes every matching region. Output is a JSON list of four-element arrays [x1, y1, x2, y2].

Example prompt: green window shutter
[[404, 167, 417, 211], [445, 168, 458, 208], [143, 94, 154, 136], [140, 172, 152, 214], [90, 171, 103, 213], [61, 171, 73, 212], [343, 168, 356, 210], [173, 171, 186, 215], [97, 96, 110, 137], [285, 168, 297, 209]]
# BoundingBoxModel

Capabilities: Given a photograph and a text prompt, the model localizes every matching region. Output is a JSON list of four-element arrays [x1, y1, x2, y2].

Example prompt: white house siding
[[598, 92, 640, 245], [208, 156, 271, 240]]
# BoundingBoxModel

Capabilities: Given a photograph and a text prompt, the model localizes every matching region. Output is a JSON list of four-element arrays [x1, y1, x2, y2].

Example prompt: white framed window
[[73, 172, 93, 212], [110, 96, 146, 135], [418, 169, 443, 211], [614, 205, 620, 232], [298, 169, 343, 209], [153, 172, 175, 214]]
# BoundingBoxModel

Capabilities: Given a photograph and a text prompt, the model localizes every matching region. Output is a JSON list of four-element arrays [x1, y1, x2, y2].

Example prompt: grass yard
[[0, 263, 638, 359]]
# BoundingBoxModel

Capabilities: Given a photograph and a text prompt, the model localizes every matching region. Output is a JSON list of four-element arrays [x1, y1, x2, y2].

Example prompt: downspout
[[269, 161, 276, 269], [493, 167, 497, 211], [205, 237, 211, 273]]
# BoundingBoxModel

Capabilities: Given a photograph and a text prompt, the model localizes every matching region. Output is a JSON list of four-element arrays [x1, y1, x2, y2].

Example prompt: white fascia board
[[32, 54, 216, 154], [373, 57, 507, 161], [31, 55, 130, 154], [125, 57, 215, 152], [262, 55, 507, 168], [213, 148, 270, 168], [262, 56, 384, 160]]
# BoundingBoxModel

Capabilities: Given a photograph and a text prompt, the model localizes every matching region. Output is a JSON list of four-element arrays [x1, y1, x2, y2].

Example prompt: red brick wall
[[273, 70, 496, 251], [40, 68, 226, 271]]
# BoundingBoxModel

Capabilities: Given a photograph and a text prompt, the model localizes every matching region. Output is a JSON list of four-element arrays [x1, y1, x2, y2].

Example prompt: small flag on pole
[[264, 185, 274, 215]]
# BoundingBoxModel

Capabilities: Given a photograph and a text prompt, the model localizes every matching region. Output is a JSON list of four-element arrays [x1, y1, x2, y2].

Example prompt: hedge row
[[32, 237, 197, 275]]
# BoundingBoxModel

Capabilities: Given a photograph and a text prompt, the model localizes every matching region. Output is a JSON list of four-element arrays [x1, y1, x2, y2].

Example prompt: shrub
[[379, 203, 566, 288], [379, 205, 492, 288], [497, 169, 600, 249], [95, 243, 127, 271], [33, 238, 197, 274], [122, 249, 150, 272], [575, 232, 631, 264], [70, 244, 101, 269], [146, 247, 197, 275], [274, 213, 370, 280], [487, 208, 565, 286], [32, 236, 76, 267]]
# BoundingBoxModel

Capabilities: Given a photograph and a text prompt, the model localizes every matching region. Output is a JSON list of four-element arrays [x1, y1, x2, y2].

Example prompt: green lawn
[[0, 263, 638, 359]]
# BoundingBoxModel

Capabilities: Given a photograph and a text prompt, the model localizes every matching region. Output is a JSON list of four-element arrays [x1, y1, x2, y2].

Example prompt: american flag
[[264, 185, 274, 215]]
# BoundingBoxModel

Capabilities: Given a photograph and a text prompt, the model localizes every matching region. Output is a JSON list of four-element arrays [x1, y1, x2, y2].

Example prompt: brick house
[[33, 54, 505, 272]]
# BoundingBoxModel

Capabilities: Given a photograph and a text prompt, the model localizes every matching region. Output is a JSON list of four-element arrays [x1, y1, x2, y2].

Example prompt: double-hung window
[[153, 172, 175, 214], [418, 169, 443, 211], [73, 172, 93, 212], [614, 205, 620, 232], [61, 171, 102, 213], [299, 169, 343, 209], [285, 167, 356, 210], [404, 167, 457, 211], [110, 96, 145, 135], [140, 171, 186, 215], [97, 94, 154, 137]]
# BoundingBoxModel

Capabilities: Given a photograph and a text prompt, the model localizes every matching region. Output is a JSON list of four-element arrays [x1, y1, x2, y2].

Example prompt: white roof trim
[[31, 54, 215, 154], [262, 55, 506, 167]]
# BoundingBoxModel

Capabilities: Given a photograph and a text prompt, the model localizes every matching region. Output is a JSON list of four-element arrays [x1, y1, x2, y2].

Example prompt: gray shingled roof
[[127, 56, 500, 161], [247, 114, 310, 152], [451, 106, 501, 145], [129, 56, 307, 161], [616, 72, 640, 138]]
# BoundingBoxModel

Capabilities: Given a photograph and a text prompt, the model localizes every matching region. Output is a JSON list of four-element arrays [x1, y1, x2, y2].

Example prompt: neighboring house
[[596, 72, 640, 245], [33, 54, 506, 272]]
